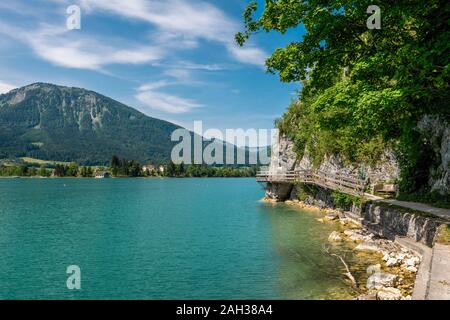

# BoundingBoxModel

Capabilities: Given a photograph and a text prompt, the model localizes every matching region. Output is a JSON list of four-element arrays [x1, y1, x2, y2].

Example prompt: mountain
[[0, 83, 181, 165]]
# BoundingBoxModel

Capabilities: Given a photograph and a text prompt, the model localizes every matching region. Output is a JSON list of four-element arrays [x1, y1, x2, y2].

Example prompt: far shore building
[[142, 164, 156, 175], [94, 170, 111, 179]]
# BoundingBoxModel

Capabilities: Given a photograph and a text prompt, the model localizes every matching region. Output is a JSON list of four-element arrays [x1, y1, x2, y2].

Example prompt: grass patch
[[296, 183, 322, 201], [436, 224, 450, 245], [332, 191, 362, 209], [20, 157, 71, 166]]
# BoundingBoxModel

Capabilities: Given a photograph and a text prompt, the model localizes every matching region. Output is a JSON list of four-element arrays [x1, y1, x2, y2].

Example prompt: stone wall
[[362, 202, 442, 247]]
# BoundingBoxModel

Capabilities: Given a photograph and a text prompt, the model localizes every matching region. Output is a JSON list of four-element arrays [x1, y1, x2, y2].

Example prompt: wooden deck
[[256, 170, 366, 197]]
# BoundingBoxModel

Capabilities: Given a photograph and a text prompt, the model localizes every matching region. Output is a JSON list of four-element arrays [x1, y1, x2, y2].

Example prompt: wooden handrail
[[256, 169, 366, 196]]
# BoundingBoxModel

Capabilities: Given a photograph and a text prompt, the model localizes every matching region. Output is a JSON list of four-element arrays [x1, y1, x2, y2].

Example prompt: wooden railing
[[256, 170, 366, 197]]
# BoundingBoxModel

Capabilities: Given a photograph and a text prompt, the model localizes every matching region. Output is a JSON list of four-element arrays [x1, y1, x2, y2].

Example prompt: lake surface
[[0, 178, 369, 299]]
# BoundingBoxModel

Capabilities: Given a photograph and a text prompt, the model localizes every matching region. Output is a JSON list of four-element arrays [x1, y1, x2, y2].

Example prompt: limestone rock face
[[265, 182, 293, 201], [418, 115, 450, 195], [265, 134, 401, 200], [268, 135, 298, 174], [294, 150, 400, 190], [265, 116, 449, 200], [264, 135, 296, 201]]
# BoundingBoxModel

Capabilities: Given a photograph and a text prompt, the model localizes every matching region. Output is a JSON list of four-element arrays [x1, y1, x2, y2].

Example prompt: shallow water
[[0, 178, 377, 299]]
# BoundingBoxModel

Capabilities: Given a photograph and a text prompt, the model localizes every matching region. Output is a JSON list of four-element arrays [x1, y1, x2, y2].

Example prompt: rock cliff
[[264, 133, 446, 247], [418, 115, 450, 195]]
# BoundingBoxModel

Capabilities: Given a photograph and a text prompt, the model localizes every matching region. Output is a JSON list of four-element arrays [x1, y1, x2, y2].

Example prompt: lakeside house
[[142, 164, 156, 175], [142, 164, 165, 175], [94, 170, 110, 179]]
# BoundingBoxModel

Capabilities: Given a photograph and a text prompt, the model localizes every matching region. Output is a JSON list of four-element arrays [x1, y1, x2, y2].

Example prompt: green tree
[[166, 161, 176, 176], [110, 155, 120, 176], [237, 0, 449, 193], [38, 165, 48, 177], [67, 162, 79, 177]]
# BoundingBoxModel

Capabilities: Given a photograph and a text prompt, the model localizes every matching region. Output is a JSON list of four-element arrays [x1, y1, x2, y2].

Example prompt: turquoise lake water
[[0, 178, 361, 299]]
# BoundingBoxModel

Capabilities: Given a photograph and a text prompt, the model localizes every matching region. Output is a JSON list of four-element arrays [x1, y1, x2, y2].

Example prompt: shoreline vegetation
[[0, 155, 258, 179], [265, 197, 420, 300]]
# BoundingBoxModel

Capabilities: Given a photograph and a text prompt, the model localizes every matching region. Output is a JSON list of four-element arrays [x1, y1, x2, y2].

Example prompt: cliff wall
[[265, 134, 446, 247]]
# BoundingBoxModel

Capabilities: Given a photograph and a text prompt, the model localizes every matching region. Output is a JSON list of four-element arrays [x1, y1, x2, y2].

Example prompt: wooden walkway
[[256, 170, 366, 197]]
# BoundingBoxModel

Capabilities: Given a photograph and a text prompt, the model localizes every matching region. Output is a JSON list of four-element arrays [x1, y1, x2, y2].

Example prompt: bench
[[373, 183, 398, 194]]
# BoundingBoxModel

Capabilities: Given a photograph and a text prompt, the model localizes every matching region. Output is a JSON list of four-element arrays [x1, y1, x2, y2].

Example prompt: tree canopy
[[237, 0, 449, 194]]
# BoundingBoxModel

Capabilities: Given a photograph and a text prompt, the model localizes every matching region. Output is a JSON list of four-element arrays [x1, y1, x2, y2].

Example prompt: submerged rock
[[325, 213, 338, 221], [376, 287, 402, 300], [366, 264, 381, 275], [367, 272, 397, 290], [328, 231, 343, 242], [355, 294, 377, 300], [355, 242, 384, 253]]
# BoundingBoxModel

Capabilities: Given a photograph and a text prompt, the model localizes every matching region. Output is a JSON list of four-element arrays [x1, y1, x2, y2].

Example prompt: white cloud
[[0, 21, 163, 71], [29, 33, 163, 71], [0, 81, 16, 94], [163, 69, 191, 82], [174, 61, 225, 71], [77, 0, 268, 66], [227, 45, 268, 67], [0, 0, 268, 73], [79, 0, 236, 42], [137, 80, 174, 91], [136, 90, 202, 114], [135, 81, 202, 114]]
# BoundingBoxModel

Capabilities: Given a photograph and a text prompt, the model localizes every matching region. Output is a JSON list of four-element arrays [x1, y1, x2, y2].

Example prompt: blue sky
[[0, 0, 304, 139]]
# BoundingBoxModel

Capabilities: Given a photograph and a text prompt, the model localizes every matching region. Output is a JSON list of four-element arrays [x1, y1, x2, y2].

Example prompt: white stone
[[325, 213, 338, 221], [356, 242, 384, 253], [386, 257, 399, 267], [404, 257, 420, 267], [396, 253, 407, 261], [350, 234, 365, 241], [376, 287, 402, 300], [367, 264, 381, 275], [367, 272, 397, 290], [344, 229, 362, 236], [328, 231, 343, 242], [405, 266, 418, 273]]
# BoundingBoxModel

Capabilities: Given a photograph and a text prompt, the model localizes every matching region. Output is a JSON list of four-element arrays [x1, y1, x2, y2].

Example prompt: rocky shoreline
[[277, 198, 421, 300]]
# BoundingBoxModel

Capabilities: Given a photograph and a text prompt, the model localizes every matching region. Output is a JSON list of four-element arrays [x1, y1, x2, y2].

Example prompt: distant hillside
[[0, 83, 182, 165]]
